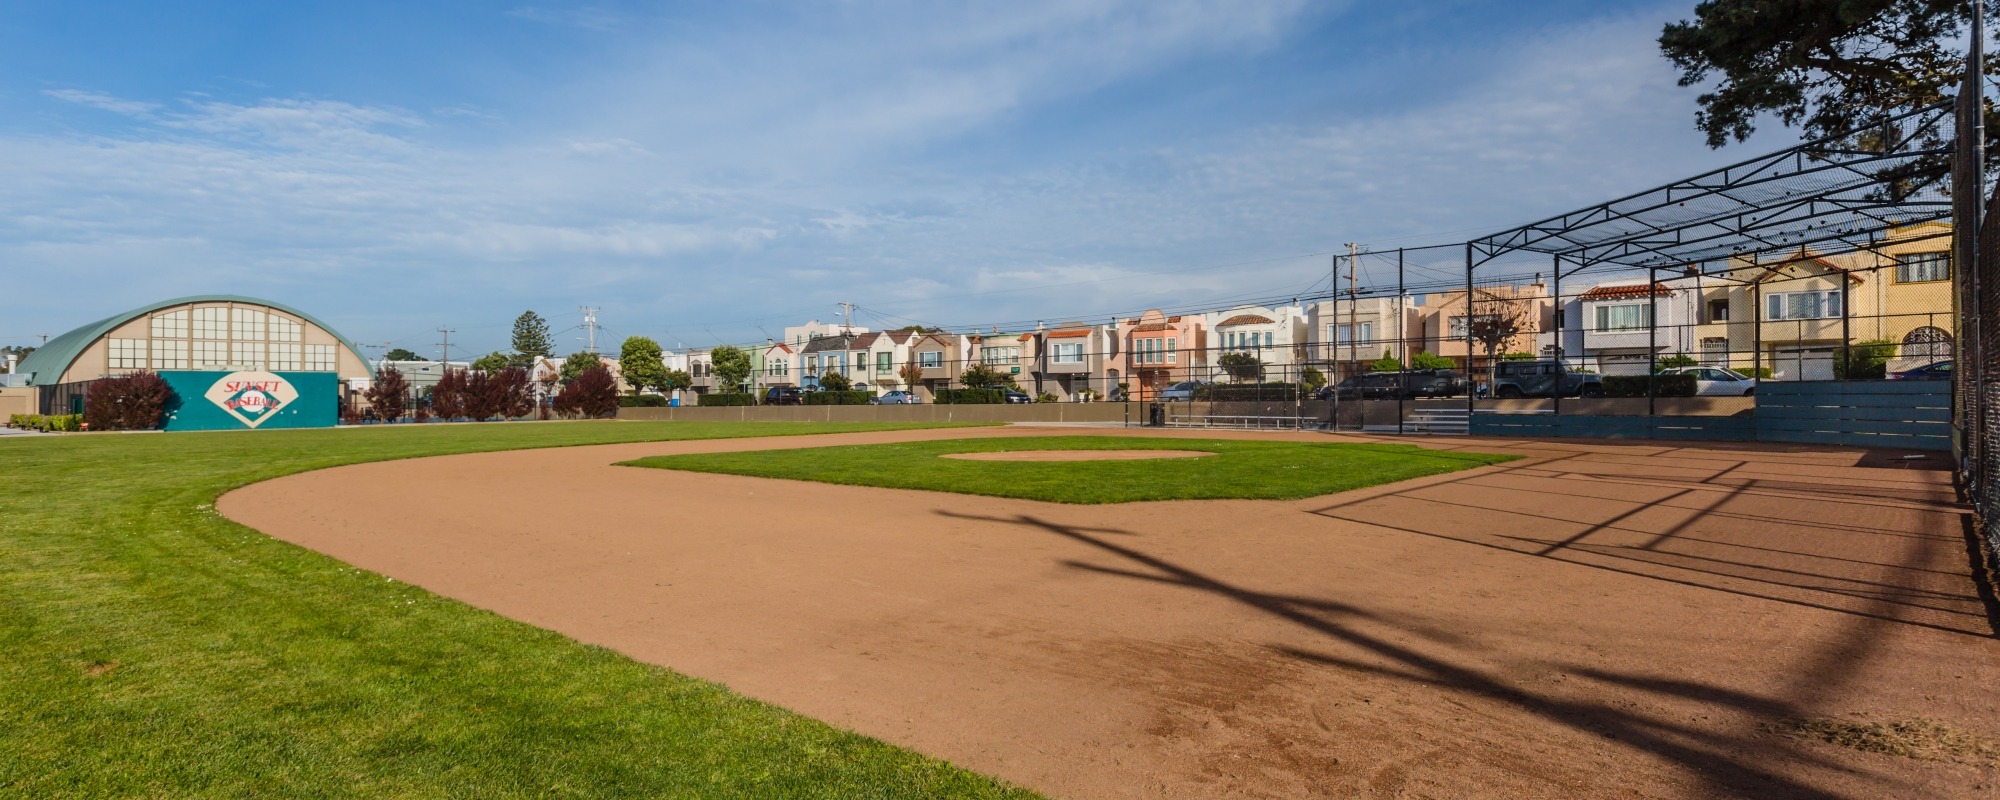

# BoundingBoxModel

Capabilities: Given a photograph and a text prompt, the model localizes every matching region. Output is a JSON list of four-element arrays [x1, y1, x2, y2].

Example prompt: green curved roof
[[17, 295, 372, 386]]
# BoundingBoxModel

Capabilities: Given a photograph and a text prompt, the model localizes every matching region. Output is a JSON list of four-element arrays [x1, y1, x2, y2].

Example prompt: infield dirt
[[220, 425, 2000, 799]]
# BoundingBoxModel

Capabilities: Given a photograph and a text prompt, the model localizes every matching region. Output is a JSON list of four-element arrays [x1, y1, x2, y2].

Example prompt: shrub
[[697, 393, 755, 407], [1036, 392, 1058, 403], [1217, 352, 1263, 383], [365, 366, 410, 423], [618, 394, 670, 407], [1369, 352, 1402, 372], [83, 371, 174, 431], [1834, 339, 1897, 380], [817, 371, 853, 392], [934, 388, 1004, 404], [42, 414, 82, 432], [803, 390, 873, 405], [1655, 353, 1699, 371], [431, 369, 470, 420], [1601, 374, 1697, 397], [553, 366, 618, 418], [1409, 351, 1456, 370]]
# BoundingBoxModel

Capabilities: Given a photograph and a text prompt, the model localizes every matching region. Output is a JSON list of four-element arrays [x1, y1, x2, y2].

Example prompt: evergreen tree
[[510, 311, 553, 367]]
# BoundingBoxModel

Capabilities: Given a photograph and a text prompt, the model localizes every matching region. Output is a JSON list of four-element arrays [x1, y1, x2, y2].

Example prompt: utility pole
[[836, 302, 855, 334], [580, 307, 601, 354], [1345, 242, 1360, 371], [437, 327, 455, 366]]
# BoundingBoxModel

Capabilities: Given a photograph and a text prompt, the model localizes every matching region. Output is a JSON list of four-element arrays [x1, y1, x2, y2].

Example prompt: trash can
[[1149, 403, 1165, 427], [669, 397, 680, 408]]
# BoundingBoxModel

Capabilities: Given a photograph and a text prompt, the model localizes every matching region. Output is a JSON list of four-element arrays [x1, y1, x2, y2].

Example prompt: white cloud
[[43, 89, 158, 117]]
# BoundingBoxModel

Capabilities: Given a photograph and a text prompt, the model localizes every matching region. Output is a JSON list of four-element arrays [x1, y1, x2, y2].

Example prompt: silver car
[[871, 390, 922, 404], [1660, 366, 1757, 396]]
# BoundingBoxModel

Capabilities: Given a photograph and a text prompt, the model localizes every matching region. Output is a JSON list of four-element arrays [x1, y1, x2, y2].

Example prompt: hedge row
[[934, 388, 1005, 404], [804, 390, 875, 405], [8, 413, 83, 432], [1195, 383, 1301, 401], [697, 393, 756, 407], [1601, 374, 1696, 398], [618, 395, 671, 407]]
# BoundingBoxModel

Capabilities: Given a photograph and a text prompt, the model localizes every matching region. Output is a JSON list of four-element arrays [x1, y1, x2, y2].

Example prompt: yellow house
[[1684, 223, 1953, 379]]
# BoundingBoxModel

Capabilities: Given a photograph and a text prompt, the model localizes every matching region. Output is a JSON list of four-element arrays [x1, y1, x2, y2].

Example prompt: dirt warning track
[[220, 426, 2000, 799]]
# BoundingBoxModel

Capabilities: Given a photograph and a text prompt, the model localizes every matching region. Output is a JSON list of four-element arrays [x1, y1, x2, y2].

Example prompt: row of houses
[[481, 225, 1955, 402]]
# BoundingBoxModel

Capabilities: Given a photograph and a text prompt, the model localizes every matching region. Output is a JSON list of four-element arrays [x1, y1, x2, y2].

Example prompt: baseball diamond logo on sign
[[202, 372, 301, 428]]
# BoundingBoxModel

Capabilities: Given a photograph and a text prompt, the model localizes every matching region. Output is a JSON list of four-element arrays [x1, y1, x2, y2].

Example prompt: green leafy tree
[[471, 351, 510, 373], [1409, 351, 1456, 370], [618, 336, 667, 395], [1300, 365, 1328, 392], [1369, 350, 1403, 372], [511, 311, 553, 366], [661, 369, 693, 392], [959, 362, 1009, 388], [559, 351, 603, 384], [1217, 352, 1263, 383], [818, 370, 852, 391], [709, 345, 752, 393], [1659, 1, 1995, 184], [1834, 338, 1898, 379], [384, 348, 422, 362]]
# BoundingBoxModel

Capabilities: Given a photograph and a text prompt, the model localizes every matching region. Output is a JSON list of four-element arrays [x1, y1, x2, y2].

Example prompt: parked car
[[1889, 360, 1953, 381], [1002, 389, 1032, 404], [871, 390, 922, 404], [1490, 360, 1603, 398], [762, 386, 803, 405], [1158, 381, 1203, 401], [1658, 366, 1757, 396], [1317, 369, 1467, 401]]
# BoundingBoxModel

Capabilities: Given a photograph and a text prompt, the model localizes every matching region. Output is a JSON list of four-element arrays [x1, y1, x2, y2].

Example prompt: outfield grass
[[0, 420, 1039, 799], [624, 435, 1519, 504]]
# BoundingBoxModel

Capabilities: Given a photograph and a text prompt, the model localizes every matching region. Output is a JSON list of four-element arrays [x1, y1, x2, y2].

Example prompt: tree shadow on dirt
[[937, 508, 1878, 799], [1303, 451, 1998, 639]]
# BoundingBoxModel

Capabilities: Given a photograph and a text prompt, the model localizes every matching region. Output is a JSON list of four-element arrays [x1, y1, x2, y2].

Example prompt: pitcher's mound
[[941, 449, 1213, 462]]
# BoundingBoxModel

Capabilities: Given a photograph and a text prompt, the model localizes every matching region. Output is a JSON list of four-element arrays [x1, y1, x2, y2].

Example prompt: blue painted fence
[[1470, 381, 1950, 451]]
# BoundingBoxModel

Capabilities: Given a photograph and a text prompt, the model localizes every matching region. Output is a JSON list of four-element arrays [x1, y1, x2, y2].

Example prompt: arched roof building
[[15, 295, 372, 387]]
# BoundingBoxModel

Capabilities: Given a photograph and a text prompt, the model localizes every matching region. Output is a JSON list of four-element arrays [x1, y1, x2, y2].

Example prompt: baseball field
[[6, 421, 1997, 798]]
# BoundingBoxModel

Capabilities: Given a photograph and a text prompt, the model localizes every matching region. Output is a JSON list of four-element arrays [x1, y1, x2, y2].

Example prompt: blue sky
[[0, 0, 1787, 358]]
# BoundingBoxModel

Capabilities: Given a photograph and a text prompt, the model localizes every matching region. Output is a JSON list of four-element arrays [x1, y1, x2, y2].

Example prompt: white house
[[1203, 304, 1308, 379], [1566, 280, 1700, 375]]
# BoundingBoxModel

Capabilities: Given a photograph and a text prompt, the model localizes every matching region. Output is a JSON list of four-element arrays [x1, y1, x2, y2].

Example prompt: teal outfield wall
[[1469, 381, 1951, 452], [159, 371, 338, 431]]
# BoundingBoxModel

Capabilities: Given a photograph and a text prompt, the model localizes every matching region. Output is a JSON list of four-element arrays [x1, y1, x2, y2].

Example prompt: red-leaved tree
[[431, 368, 469, 421], [366, 366, 410, 423], [463, 370, 499, 421], [491, 366, 534, 419], [553, 366, 618, 419], [83, 371, 175, 430]]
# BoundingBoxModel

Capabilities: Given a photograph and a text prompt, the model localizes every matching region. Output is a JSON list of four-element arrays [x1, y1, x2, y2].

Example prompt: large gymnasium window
[[305, 344, 337, 371], [108, 338, 147, 370]]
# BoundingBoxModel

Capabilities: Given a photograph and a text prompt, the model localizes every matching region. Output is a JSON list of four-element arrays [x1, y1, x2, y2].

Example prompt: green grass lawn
[[0, 420, 1040, 799], [624, 435, 1519, 504]]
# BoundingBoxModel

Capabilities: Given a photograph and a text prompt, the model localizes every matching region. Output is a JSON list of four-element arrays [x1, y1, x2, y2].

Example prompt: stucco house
[[1204, 305, 1309, 381], [1115, 309, 1206, 400]]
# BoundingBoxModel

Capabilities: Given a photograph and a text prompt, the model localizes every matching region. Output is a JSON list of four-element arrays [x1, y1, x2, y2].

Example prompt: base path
[[220, 426, 2000, 799]]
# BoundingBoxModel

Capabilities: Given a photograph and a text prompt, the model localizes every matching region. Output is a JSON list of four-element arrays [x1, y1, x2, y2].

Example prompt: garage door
[[1771, 347, 1834, 381]]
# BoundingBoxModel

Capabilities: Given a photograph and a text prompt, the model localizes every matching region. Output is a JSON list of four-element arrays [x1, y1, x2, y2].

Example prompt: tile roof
[[1580, 283, 1674, 301], [1216, 314, 1275, 326], [1046, 328, 1093, 339]]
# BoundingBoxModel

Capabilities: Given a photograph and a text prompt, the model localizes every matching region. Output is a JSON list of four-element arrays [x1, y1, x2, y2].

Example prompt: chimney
[[3, 353, 16, 374]]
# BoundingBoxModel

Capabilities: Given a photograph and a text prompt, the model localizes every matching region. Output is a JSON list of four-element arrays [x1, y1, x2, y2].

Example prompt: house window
[[1896, 252, 1950, 283], [765, 358, 788, 376], [982, 346, 1018, 365], [1333, 323, 1374, 344], [1765, 290, 1843, 320], [1052, 343, 1084, 363], [1593, 303, 1651, 332], [108, 338, 147, 370], [304, 344, 337, 371], [877, 352, 892, 372], [1707, 299, 1729, 323], [151, 310, 189, 338], [1167, 338, 1177, 364], [919, 351, 942, 368], [852, 354, 867, 371], [193, 307, 228, 339]]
